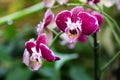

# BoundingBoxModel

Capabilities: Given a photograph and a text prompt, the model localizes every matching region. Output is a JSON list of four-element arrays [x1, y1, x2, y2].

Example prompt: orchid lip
[[65, 18, 82, 43]]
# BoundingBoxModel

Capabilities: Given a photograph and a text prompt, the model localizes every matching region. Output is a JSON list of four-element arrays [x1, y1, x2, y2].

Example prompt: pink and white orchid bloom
[[43, 0, 69, 8], [55, 6, 103, 44], [23, 33, 60, 71], [37, 9, 54, 46]]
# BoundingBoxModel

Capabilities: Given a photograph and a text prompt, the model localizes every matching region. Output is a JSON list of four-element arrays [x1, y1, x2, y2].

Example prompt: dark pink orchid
[[87, 0, 100, 4], [55, 6, 103, 44], [43, 0, 69, 8], [23, 33, 60, 71], [37, 9, 54, 46]]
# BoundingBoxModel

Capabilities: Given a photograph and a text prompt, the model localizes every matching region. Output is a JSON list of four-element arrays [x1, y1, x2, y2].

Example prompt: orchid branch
[[0, 2, 44, 25], [96, 5, 120, 33], [50, 32, 63, 48], [47, 27, 58, 35], [93, 33, 100, 80], [101, 51, 120, 72]]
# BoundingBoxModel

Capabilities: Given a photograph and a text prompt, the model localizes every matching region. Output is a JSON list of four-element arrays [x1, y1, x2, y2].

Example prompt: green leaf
[[38, 66, 58, 80], [55, 52, 79, 71], [6, 67, 32, 80], [3, 25, 16, 39], [0, 45, 11, 61], [69, 66, 92, 80]]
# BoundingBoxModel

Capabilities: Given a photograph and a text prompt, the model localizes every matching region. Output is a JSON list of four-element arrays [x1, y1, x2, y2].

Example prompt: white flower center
[[65, 18, 82, 43]]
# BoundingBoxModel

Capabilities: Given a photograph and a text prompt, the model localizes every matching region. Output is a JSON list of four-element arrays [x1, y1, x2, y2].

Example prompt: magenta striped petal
[[43, 0, 55, 8], [78, 12, 99, 35], [36, 33, 47, 52], [77, 34, 88, 43], [87, 0, 100, 4], [44, 9, 54, 27], [25, 41, 35, 55], [36, 33, 47, 45], [91, 11, 104, 25], [55, 10, 72, 31], [55, 56, 61, 61], [71, 6, 84, 22], [93, 0, 100, 4], [39, 43, 56, 62]]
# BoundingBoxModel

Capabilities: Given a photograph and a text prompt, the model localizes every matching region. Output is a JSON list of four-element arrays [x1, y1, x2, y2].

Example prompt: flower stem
[[50, 32, 62, 48], [101, 51, 120, 72], [47, 27, 58, 35], [0, 2, 44, 25], [93, 33, 100, 80]]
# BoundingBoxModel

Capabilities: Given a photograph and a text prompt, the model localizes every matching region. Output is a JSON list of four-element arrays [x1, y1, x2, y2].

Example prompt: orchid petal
[[57, 0, 69, 5], [68, 43, 75, 49], [87, 0, 100, 4], [71, 6, 84, 22], [36, 33, 47, 45], [44, 9, 54, 28], [91, 11, 104, 25], [78, 12, 99, 35], [55, 10, 72, 31], [43, 0, 55, 8], [78, 34, 88, 43], [29, 59, 42, 71], [65, 27, 79, 43], [29, 50, 42, 71], [39, 43, 56, 62], [55, 56, 61, 61], [60, 33, 70, 45], [37, 22, 44, 34], [117, 2, 120, 10], [23, 49, 30, 66], [25, 41, 35, 55], [44, 29, 53, 46], [93, 0, 100, 4], [36, 33, 47, 52]]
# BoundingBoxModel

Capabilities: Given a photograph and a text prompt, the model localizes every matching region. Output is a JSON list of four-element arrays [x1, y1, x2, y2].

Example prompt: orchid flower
[[116, 0, 120, 10], [37, 9, 54, 46], [87, 0, 100, 4], [23, 33, 60, 71], [55, 6, 104, 44], [43, 0, 69, 8], [98, 0, 120, 10]]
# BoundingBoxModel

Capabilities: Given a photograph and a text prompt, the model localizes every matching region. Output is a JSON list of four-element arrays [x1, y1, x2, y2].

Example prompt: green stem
[[47, 27, 58, 35], [0, 2, 44, 25], [66, 3, 97, 10], [94, 4, 120, 45], [103, 12, 120, 31], [0, 3, 107, 26], [96, 5, 120, 33], [101, 51, 120, 72], [50, 32, 62, 48], [105, 16, 120, 45]]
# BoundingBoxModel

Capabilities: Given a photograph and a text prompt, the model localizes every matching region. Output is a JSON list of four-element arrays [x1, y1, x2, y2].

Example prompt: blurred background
[[0, 0, 120, 80]]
